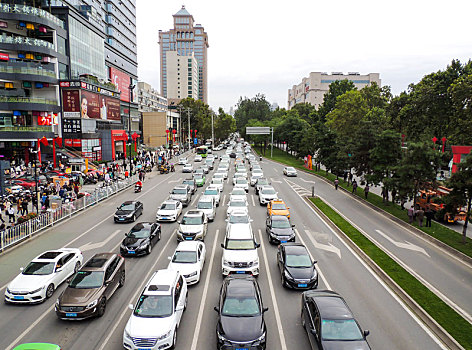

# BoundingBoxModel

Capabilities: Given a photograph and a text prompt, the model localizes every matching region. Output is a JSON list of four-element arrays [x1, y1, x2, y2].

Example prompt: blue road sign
[[194, 138, 198, 145]]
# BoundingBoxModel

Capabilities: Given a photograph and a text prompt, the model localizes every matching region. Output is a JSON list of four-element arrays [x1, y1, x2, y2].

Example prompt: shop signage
[[64, 139, 81, 147], [63, 118, 82, 133], [37, 114, 58, 126], [60, 80, 119, 98], [109, 67, 130, 102], [106, 96, 121, 121], [0, 52, 9, 61], [62, 90, 80, 113], [92, 146, 101, 152]]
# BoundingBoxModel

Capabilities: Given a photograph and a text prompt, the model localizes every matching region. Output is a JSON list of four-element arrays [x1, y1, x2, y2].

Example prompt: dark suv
[[301, 290, 370, 349], [55, 253, 125, 320], [214, 275, 268, 349]]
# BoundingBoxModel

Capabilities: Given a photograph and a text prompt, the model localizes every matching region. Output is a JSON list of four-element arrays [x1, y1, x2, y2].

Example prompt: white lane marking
[[79, 229, 121, 251], [251, 194, 256, 207], [257, 229, 287, 350], [270, 178, 282, 184], [273, 168, 278, 173], [191, 194, 200, 206], [303, 199, 449, 350], [169, 177, 182, 184], [223, 195, 226, 206], [376, 229, 430, 257], [96, 230, 176, 350], [284, 178, 311, 196], [303, 229, 341, 259], [295, 229, 331, 289], [300, 177, 316, 184], [190, 229, 220, 350]]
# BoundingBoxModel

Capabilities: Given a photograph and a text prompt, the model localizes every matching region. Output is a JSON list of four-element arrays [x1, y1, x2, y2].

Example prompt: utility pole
[[128, 83, 135, 169], [271, 127, 274, 158], [187, 108, 191, 151]]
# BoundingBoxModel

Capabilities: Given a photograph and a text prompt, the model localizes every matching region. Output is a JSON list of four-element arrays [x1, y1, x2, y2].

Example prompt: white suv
[[259, 185, 278, 205], [221, 226, 260, 277], [123, 269, 187, 350]]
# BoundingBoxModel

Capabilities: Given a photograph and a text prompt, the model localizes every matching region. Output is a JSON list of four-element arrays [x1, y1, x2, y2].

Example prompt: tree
[[290, 103, 317, 125], [214, 108, 236, 141], [449, 74, 472, 144], [447, 151, 472, 243], [234, 94, 272, 136], [317, 80, 356, 122], [178, 97, 213, 141]]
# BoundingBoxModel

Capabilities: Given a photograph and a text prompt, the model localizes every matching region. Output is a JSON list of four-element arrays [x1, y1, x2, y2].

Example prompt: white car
[[213, 173, 225, 181], [194, 155, 203, 162], [203, 186, 221, 206], [221, 227, 260, 276], [225, 210, 253, 236], [229, 188, 247, 203], [182, 164, 193, 173], [168, 241, 206, 285], [259, 186, 278, 205], [123, 269, 187, 350], [156, 200, 183, 222], [226, 198, 249, 217], [197, 195, 216, 221], [250, 173, 263, 186], [215, 169, 228, 179], [232, 173, 247, 185], [178, 157, 188, 165], [283, 166, 298, 177], [5, 248, 83, 304], [210, 177, 224, 192], [234, 178, 249, 192]]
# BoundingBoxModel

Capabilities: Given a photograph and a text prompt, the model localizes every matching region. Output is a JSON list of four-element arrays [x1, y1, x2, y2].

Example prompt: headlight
[[156, 329, 172, 341], [223, 259, 230, 266], [187, 271, 198, 277], [55, 298, 60, 306], [311, 270, 318, 280], [139, 241, 149, 249], [86, 299, 98, 309], [284, 271, 294, 281], [217, 332, 227, 342], [254, 331, 266, 342], [124, 329, 132, 340], [30, 286, 45, 294]]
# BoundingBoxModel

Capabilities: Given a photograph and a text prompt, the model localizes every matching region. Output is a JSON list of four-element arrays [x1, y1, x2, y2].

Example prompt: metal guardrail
[[0, 174, 138, 253]]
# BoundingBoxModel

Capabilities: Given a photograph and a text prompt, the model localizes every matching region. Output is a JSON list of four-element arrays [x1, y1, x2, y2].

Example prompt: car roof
[[226, 225, 252, 239], [261, 186, 275, 191], [184, 209, 204, 217], [122, 201, 136, 205], [174, 184, 188, 189], [282, 243, 309, 255], [33, 249, 77, 262], [230, 210, 249, 216], [198, 195, 214, 203], [82, 253, 115, 271], [271, 199, 285, 204], [130, 222, 155, 230], [162, 200, 179, 205], [145, 269, 179, 295], [303, 290, 353, 319], [270, 215, 289, 221], [225, 275, 257, 298]]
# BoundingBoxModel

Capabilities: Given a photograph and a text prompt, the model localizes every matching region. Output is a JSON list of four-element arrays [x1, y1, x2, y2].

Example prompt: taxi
[[267, 199, 290, 218]]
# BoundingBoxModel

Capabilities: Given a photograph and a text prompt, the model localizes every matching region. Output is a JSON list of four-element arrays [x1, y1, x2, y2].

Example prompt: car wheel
[[118, 271, 125, 287], [158, 231, 162, 240], [184, 293, 188, 310], [46, 283, 55, 299], [74, 261, 81, 274], [301, 311, 306, 327], [147, 244, 152, 255], [97, 297, 106, 317], [132, 214, 136, 222], [170, 328, 177, 349], [281, 273, 286, 288]]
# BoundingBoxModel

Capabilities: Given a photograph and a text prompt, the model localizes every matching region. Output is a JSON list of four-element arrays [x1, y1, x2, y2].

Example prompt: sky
[[136, 0, 472, 112]]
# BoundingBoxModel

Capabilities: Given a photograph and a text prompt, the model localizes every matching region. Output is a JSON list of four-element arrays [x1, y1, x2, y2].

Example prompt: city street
[[0, 151, 449, 350]]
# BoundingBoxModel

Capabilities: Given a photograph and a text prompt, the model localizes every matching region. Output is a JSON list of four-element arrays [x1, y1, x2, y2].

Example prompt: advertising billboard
[[106, 96, 121, 121], [80, 90, 100, 119], [62, 90, 80, 118], [109, 67, 130, 102]]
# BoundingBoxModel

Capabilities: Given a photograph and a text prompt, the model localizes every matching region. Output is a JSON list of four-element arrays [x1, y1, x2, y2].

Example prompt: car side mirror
[[313, 260, 318, 265], [66, 277, 73, 283], [310, 329, 317, 335], [176, 305, 184, 311], [177, 221, 181, 224], [20, 267, 24, 272], [292, 224, 295, 227], [56, 267, 63, 272], [364, 330, 370, 338], [214, 306, 219, 312], [256, 243, 261, 248], [128, 304, 134, 310], [250, 219, 253, 222], [168, 256, 172, 260], [221, 243, 224, 248], [263, 307, 269, 313], [117, 207, 120, 210], [225, 219, 228, 222]]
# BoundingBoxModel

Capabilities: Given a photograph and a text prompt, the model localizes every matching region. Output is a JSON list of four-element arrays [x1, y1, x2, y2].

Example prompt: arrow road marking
[[303, 229, 341, 259], [300, 177, 316, 184], [284, 179, 311, 196], [168, 177, 182, 183], [375, 230, 430, 257], [79, 229, 121, 251]]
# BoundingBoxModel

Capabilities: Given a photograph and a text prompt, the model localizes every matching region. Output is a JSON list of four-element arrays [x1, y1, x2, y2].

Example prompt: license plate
[[162, 217, 169, 220], [298, 283, 308, 288], [128, 251, 135, 254], [185, 237, 193, 240], [236, 271, 245, 274], [13, 296, 24, 300], [119, 218, 124, 221], [280, 240, 287, 243], [236, 348, 249, 350], [66, 313, 77, 317]]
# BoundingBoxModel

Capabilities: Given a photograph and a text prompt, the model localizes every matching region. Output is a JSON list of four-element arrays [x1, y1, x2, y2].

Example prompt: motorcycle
[[170, 164, 175, 172], [134, 184, 142, 193]]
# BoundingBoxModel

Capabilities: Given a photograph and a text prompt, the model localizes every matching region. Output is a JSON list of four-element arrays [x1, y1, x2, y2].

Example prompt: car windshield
[[236, 179, 247, 184], [198, 201, 213, 209], [161, 203, 176, 210], [272, 219, 291, 228], [205, 189, 218, 195], [172, 188, 187, 194], [321, 319, 364, 341], [257, 180, 268, 186], [229, 201, 246, 207], [262, 188, 276, 195], [286, 254, 312, 268], [134, 295, 173, 318], [183, 181, 193, 186], [222, 296, 260, 316], [272, 203, 286, 210], [22, 261, 55, 275], [127, 227, 151, 239], [69, 271, 104, 289], [229, 215, 249, 224], [226, 239, 255, 250], [119, 203, 135, 211], [232, 189, 245, 196], [287, 167, 296, 172], [212, 179, 222, 184], [182, 216, 203, 225], [172, 250, 197, 263]]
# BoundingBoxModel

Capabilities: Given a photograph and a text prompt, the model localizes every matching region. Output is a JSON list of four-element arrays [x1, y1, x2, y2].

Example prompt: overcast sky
[[136, 0, 472, 112]]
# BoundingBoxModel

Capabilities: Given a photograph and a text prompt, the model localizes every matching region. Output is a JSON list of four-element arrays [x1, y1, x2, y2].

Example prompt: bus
[[196, 145, 208, 158]]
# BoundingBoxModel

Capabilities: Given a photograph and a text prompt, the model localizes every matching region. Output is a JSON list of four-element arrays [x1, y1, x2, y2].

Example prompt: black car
[[266, 215, 295, 244], [120, 222, 161, 256], [229, 152, 236, 158], [214, 275, 268, 350], [301, 290, 371, 350], [114, 200, 143, 223], [278, 243, 318, 290], [183, 178, 197, 194]]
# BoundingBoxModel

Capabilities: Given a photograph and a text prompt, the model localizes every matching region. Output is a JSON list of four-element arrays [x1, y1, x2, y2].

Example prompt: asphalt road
[[0, 151, 448, 350]]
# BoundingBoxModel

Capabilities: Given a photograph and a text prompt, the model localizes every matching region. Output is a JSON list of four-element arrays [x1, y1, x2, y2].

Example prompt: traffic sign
[[194, 138, 198, 145], [246, 127, 271, 135]]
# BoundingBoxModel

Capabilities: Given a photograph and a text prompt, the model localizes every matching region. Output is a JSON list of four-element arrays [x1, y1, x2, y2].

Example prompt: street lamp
[[128, 83, 135, 170], [29, 147, 40, 214]]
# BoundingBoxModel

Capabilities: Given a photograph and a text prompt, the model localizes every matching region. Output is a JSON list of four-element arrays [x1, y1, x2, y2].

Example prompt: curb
[[304, 196, 464, 350], [260, 154, 472, 268]]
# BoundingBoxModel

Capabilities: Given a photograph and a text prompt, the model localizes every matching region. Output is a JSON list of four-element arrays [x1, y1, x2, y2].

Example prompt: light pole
[[128, 83, 135, 170], [211, 112, 214, 149], [187, 107, 191, 151], [29, 147, 39, 214]]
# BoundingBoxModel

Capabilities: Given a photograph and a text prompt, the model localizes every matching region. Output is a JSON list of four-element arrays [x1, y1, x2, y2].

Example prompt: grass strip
[[255, 147, 472, 258], [311, 197, 472, 349]]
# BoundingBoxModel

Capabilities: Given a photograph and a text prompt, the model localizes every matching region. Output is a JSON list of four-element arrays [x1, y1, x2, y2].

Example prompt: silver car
[[169, 184, 192, 206], [197, 196, 216, 221]]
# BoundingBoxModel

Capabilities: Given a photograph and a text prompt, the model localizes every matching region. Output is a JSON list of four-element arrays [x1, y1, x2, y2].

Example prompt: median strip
[[309, 196, 471, 350]]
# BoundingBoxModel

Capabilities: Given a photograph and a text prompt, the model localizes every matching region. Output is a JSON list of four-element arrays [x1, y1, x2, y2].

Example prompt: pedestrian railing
[[0, 174, 138, 253]]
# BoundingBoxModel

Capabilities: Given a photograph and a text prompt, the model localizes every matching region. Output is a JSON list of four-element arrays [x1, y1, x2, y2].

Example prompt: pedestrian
[[352, 180, 358, 194], [7, 206, 15, 223], [364, 184, 370, 199], [343, 171, 348, 183], [425, 207, 434, 227], [334, 178, 339, 190], [416, 208, 425, 227], [44, 195, 50, 210], [348, 172, 353, 186], [407, 206, 415, 224], [0, 201, 5, 223], [21, 199, 28, 215], [124, 170, 129, 178]]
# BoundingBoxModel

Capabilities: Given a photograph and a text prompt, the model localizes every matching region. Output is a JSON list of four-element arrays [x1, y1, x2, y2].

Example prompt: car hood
[[227, 207, 248, 216], [157, 209, 177, 216], [122, 237, 148, 248], [223, 249, 258, 262], [272, 209, 289, 216], [8, 274, 52, 291], [285, 266, 315, 280], [321, 340, 370, 350], [179, 224, 204, 233], [269, 227, 294, 237], [115, 210, 133, 216], [219, 315, 264, 342], [60, 286, 103, 306], [230, 195, 246, 202], [126, 314, 174, 338], [168, 262, 198, 275]]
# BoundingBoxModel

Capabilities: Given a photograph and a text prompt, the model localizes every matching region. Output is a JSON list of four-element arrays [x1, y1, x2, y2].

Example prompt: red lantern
[[432, 136, 438, 143]]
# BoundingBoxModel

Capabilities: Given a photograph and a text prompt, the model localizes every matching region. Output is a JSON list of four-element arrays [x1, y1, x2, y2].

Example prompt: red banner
[[109, 67, 130, 102], [0, 52, 9, 61]]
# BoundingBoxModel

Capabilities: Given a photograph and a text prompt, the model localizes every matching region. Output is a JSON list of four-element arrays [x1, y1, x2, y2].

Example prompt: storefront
[[111, 130, 128, 161]]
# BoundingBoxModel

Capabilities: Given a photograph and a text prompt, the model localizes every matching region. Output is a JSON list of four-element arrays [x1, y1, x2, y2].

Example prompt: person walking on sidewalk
[[7, 206, 15, 223], [416, 208, 425, 227], [364, 184, 370, 199], [352, 180, 358, 194], [425, 207, 434, 227], [334, 178, 339, 190], [348, 172, 353, 186], [21, 198, 28, 215], [407, 206, 415, 224]]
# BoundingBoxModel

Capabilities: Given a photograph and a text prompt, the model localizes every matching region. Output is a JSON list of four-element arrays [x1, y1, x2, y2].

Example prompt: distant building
[[164, 51, 199, 105], [270, 102, 279, 111], [159, 6, 209, 104], [137, 82, 168, 113], [288, 72, 381, 109]]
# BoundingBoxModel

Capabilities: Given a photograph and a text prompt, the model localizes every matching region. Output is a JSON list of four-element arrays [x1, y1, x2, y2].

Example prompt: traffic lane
[[287, 168, 472, 319], [261, 164, 445, 350]]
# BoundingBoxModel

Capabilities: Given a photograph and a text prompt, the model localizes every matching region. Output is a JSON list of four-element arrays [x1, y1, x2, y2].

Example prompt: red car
[[11, 179, 36, 189]]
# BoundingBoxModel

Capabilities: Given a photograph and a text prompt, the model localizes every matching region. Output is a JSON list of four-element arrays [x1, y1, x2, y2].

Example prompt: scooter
[[134, 184, 142, 193]]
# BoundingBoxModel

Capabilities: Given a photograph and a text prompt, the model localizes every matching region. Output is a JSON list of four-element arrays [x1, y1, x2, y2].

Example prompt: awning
[[111, 130, 128, 141]]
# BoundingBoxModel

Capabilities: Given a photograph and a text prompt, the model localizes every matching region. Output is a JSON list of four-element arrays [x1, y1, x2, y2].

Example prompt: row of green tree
[[234, 60, 472, 241]]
